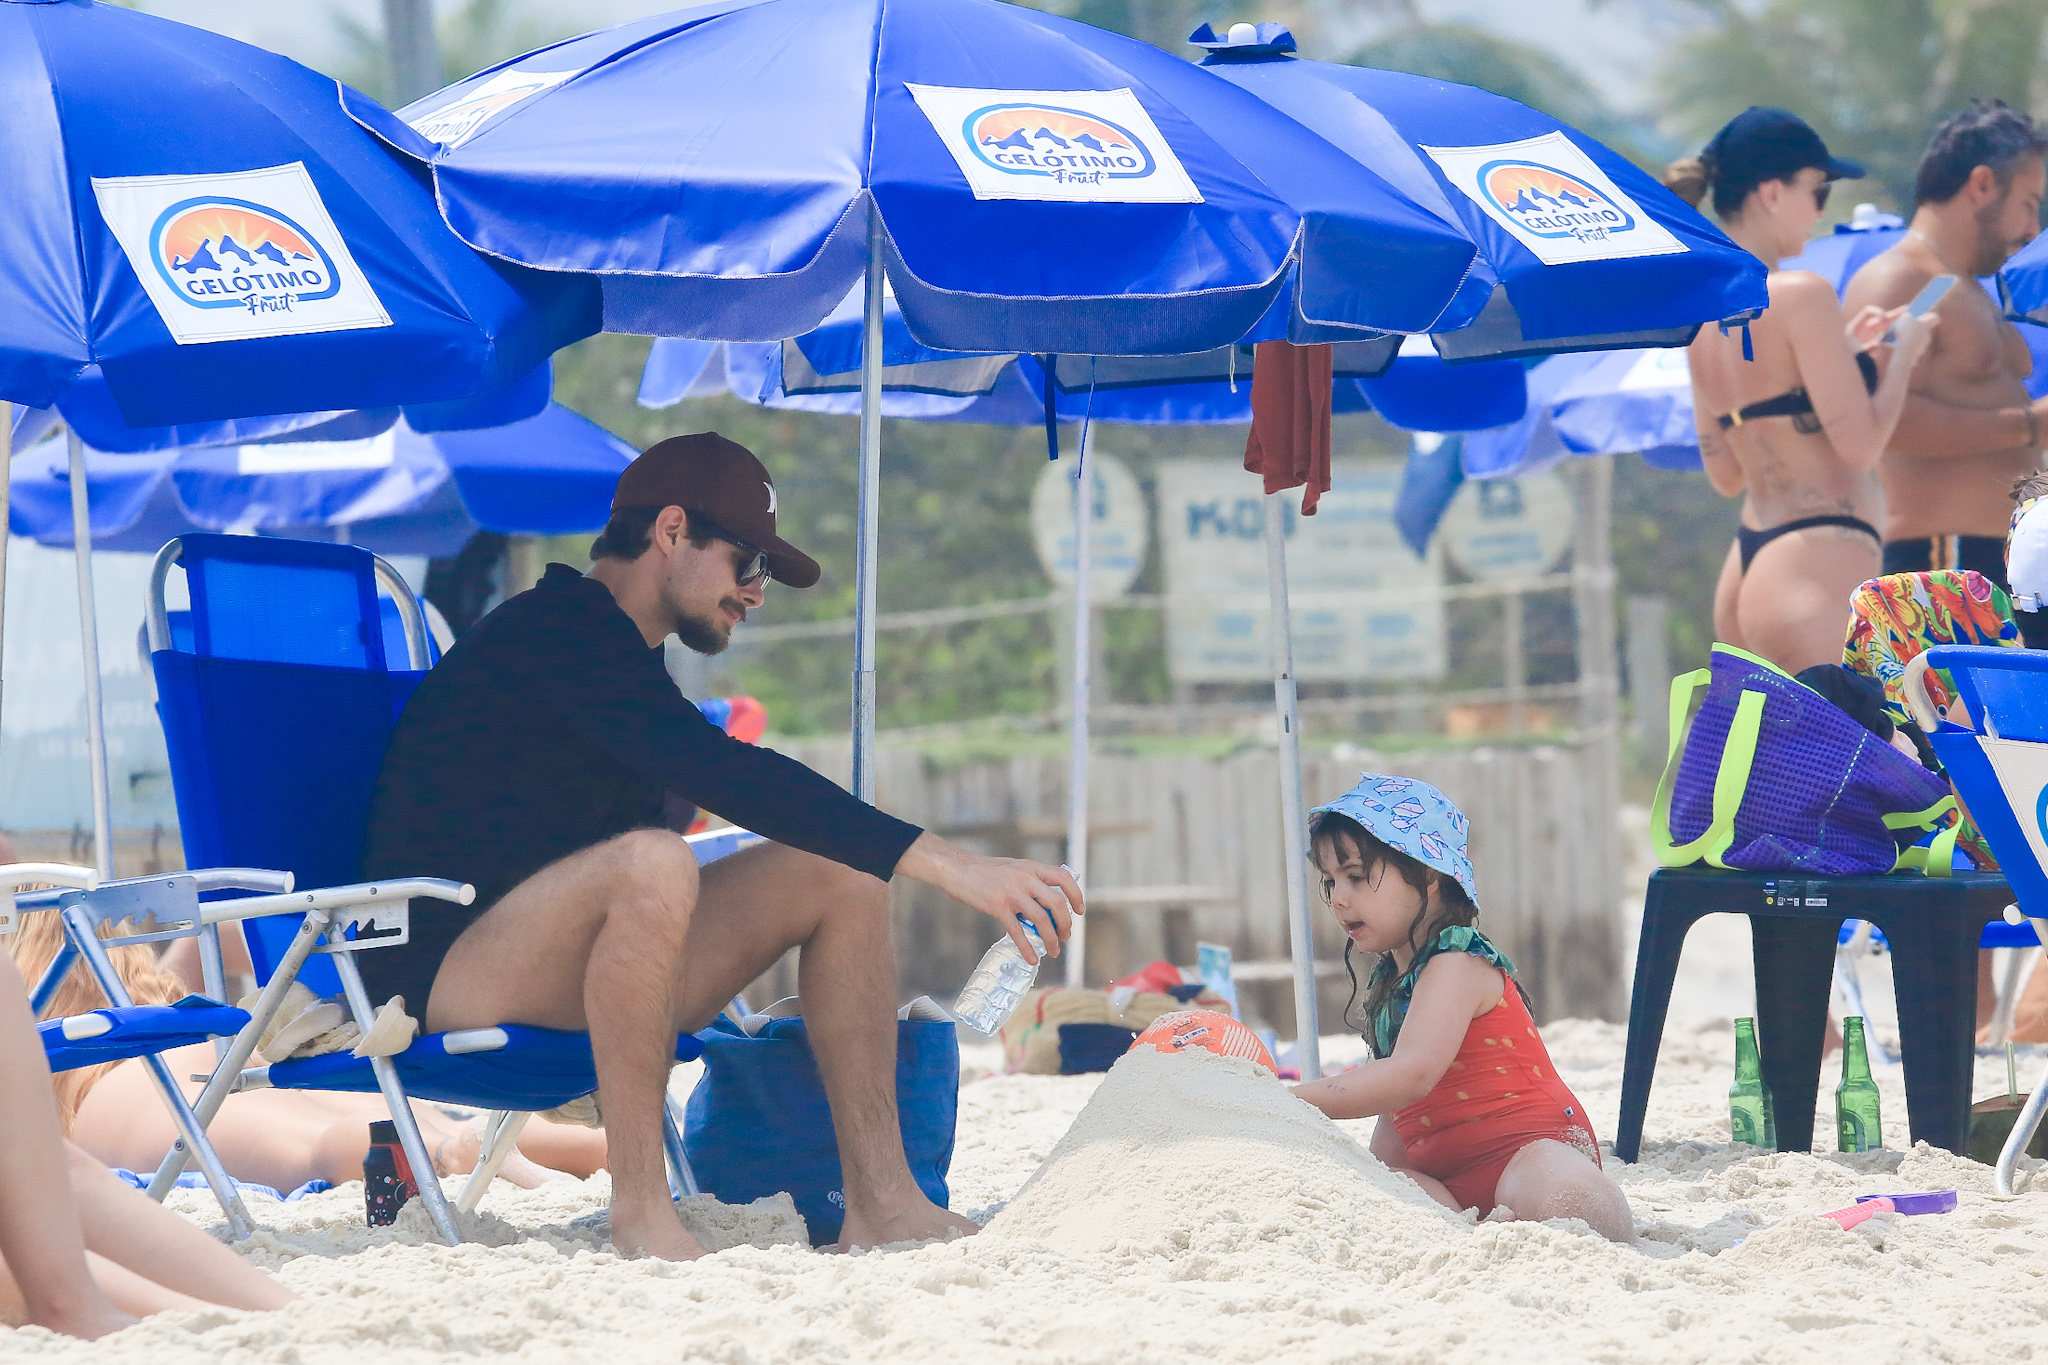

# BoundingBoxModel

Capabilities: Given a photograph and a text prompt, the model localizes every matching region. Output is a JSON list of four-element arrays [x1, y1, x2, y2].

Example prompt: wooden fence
[[771, 734, 1623, 1033]]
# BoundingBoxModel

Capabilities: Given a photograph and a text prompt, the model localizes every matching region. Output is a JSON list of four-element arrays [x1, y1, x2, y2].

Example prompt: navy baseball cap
[[1707, 107, 1865, 184]]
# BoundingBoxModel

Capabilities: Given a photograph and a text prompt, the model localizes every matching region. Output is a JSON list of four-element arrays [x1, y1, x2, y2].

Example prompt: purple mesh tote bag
[[1651, 645, 1959, 875]]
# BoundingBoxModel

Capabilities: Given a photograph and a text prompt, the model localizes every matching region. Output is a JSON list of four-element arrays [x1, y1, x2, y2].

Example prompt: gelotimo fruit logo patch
[[964, 103, 1154, 187], [149, 197, 341, 318], [1478, 160, 1637, 245]]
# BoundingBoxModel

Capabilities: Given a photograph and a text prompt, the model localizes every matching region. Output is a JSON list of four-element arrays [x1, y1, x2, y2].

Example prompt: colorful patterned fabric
[[1367, 925, 1518, 1058], [1843, 570, 2018, 727], [1310, 772, 1479, 908], [1842, 570, 2018, 869]]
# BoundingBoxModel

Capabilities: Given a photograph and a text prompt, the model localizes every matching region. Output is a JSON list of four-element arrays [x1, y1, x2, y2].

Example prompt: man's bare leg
[[428, 829, 705, 1260], [427, 831, 972, 1257], [779, 857, 978, 1248]]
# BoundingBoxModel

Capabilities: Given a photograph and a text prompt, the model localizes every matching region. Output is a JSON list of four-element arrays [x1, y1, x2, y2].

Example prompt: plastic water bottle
[[953, 920, 1047, 1035]]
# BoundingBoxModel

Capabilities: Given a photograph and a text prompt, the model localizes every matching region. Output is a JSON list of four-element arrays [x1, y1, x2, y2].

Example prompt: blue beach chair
[[15, 862, 471, 1239], [1913, 645, 2048, 1194], [139, 534, 715, 1243]]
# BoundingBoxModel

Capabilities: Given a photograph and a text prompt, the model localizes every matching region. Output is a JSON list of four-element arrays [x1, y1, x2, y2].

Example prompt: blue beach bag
[[682, 1015, 959, 1245]]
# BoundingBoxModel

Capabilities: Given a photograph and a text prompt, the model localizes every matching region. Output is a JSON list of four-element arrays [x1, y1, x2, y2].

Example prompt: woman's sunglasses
[[1812, 181, 1832, 212]]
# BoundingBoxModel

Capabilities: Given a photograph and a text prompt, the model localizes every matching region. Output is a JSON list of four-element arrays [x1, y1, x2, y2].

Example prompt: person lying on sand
[[357, 433, 1083, 1260], [0, 951, 292, 1340], [1289, 776, 1635, 1243], [6, 909, 604, 1193]]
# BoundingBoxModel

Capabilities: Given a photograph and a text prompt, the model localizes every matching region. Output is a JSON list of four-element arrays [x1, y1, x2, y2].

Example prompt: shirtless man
[[1844, 99, 2048, 592]]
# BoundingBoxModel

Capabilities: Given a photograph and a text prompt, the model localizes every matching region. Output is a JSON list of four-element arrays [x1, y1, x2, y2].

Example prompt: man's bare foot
[[608, 1200, 710, 1261], [837, 1191, 978, 1251], [34, 1302, 139, 1341]]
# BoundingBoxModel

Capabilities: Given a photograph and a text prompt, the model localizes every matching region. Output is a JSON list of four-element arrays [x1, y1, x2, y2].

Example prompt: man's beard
[[673, 600, 741, 655], [1973, 193, 2022, 273]]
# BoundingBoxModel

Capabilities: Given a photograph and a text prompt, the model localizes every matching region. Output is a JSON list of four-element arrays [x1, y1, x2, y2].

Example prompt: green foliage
[[1654, 0, 2048, 209]]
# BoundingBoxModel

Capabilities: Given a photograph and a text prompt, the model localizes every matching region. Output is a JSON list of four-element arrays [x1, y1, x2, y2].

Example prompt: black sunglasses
[[695, 515, 770, 586], [1812, 181, 1832, 212]]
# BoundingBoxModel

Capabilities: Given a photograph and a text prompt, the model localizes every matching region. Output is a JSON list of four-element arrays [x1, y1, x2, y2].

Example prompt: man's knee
[[605, 828, 701, 911], [813, 854, 889, 919]]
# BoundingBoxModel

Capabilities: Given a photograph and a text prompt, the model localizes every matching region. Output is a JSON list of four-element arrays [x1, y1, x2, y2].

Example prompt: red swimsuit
[[1387, 959, 1601, 1214]]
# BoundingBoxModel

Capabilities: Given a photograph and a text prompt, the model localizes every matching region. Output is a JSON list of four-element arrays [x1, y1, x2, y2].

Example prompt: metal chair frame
[[139, 536, 706, 1242]]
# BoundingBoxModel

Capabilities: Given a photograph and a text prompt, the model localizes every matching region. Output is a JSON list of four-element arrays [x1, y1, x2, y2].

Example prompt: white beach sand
[[10, 864, 2048, 1365], [8, 993, 2048, 1365]]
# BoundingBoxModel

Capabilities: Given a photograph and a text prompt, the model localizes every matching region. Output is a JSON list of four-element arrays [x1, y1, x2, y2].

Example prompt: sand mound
[[987, 1046, 1460, 1256]]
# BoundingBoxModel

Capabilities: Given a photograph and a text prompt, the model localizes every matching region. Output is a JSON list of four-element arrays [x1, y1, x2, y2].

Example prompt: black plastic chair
[[1614, 865, 2012, 1161]]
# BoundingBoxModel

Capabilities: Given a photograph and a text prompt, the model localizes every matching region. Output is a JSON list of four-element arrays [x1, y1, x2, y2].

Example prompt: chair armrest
[[191, 868, 295, 895], [0, 863, 98, 893], [198, 878, 474, 925]]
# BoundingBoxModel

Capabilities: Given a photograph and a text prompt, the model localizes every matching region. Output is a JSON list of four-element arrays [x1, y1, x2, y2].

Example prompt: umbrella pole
[[67, 430, 114, 880], [1064, 425, 1091, 987], [1264, 491, 1320, 1079], [850, 204, 884, 804]]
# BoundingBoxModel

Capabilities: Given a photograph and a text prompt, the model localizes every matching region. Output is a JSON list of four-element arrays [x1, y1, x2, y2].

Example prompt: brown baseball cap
[[611, 433, 820, 589]]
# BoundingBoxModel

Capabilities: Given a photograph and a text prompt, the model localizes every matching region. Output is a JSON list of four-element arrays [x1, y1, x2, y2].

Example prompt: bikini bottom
[[1736, 514, 1882, 575]]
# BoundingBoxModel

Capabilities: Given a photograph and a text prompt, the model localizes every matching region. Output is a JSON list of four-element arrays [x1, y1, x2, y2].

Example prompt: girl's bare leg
[[1494, 1139, 1636, 1243], [75, 1044, 564, 1190], [516, 1117, 609, 1178], [0, 955, 134, 1339], [64, 1145, 291, 1311]]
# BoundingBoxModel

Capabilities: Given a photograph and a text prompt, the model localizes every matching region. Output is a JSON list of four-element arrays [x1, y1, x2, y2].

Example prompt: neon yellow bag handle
[[1650, 669, 1765, 869], [1652, 643, 1964, 877]]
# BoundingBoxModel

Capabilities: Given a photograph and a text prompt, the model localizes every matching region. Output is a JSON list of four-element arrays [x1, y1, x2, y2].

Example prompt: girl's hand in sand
[[896, 832, 1083, 965]]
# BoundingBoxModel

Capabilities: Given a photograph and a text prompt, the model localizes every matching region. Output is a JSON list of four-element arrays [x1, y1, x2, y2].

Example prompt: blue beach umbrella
[[366, 0, 1481, 352], [1189, 24, 1767, 360], [0, 0, 596, 427], [366, 0, 1496, 817], [1460, 347, 1698, 482], [1, 0, 599, 875], [12, 361, 555, 456], [11, 404, 636, 554]]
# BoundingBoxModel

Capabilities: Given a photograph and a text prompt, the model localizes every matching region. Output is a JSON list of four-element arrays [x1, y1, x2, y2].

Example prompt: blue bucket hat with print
[[1308, 773, 1479, 908]]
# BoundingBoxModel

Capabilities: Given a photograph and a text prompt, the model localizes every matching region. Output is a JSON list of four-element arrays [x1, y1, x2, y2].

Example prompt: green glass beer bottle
[[1730, 1017, 1773, 1149], [1837, 1016, 1883, 1153]]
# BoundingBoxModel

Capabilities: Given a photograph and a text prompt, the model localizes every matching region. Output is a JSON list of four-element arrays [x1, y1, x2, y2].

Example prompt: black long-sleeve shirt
[[357, 564, 921, 1004]]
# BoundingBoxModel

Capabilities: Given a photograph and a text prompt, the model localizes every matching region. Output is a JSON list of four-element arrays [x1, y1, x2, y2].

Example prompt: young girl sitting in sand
[[1290, 775, 1635, 1242]]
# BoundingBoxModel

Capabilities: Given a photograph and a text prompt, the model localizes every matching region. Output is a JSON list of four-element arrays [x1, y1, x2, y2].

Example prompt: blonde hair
[[1662, 156, 1713, 209], [8, 912, 188, 1132]]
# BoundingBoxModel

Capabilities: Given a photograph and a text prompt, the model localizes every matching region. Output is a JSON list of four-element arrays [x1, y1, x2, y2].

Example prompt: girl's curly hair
[[1308, 808, 1477, 1054]]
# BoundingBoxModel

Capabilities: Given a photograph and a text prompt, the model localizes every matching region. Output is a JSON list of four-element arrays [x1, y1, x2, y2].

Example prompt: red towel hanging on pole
[[1243, 340, 1333, 514]]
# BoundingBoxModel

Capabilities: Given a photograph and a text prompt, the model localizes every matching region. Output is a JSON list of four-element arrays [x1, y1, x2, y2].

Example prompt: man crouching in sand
[[357, 433, 1082, 1260]]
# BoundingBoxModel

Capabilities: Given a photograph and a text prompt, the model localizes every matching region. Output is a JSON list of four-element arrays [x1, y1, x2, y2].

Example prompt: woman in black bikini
[[1664, 108, 1937, 673]]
